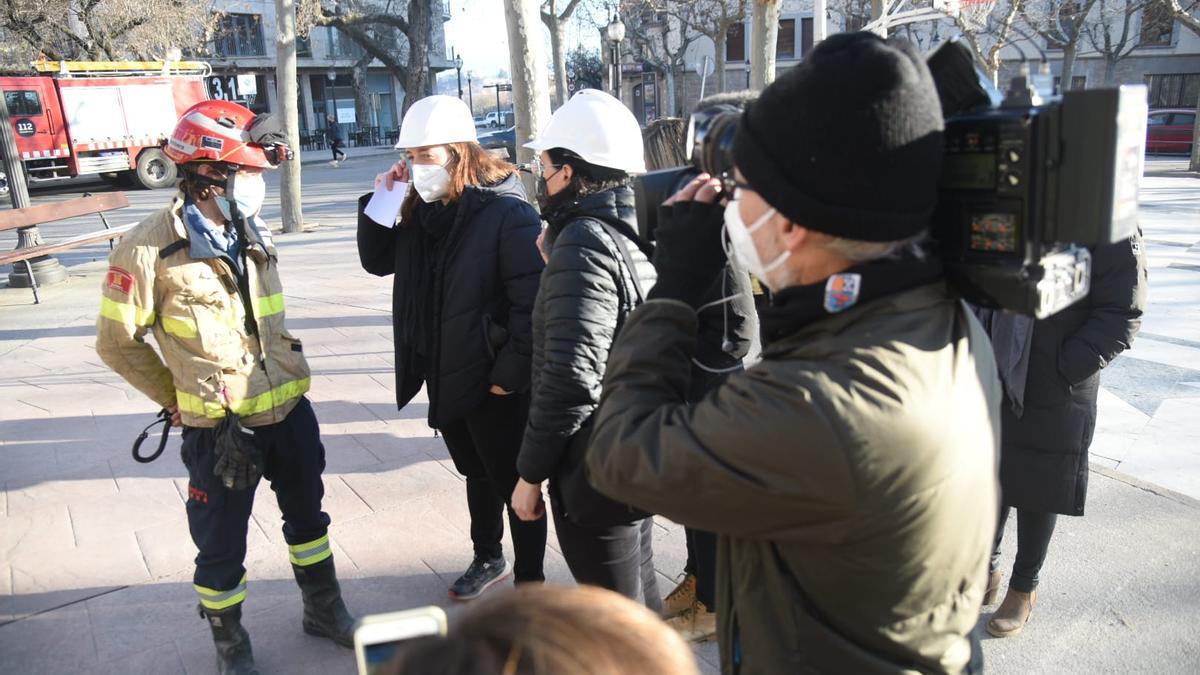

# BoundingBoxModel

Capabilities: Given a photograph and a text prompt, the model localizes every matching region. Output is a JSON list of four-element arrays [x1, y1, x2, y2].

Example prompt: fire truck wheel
[[135, 148, 177, 190]]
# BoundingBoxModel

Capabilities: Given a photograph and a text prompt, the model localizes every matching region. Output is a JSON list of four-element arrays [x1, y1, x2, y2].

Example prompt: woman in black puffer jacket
[[510, 91, 661, 611], [357, 95, 546, 601]]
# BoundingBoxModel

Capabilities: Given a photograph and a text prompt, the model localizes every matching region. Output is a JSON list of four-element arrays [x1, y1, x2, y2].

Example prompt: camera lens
[[689, 106, 742, 179]]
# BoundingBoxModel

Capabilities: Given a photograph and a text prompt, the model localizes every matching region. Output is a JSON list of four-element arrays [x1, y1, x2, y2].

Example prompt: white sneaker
[[329, 160, 339, 167]]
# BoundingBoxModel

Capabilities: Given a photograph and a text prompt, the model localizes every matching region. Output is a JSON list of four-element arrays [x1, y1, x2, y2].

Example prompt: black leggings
[[990, 506, 1058, 593], [330, 140, 345, 161], [440, 391, 547, 582], [551, 499, 662, 613]]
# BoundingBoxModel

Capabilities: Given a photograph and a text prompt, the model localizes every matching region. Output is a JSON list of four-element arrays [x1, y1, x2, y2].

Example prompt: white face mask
[[724, 198, 789, 288], [217, 172, 267, 221], [411, 162, 452, 202]]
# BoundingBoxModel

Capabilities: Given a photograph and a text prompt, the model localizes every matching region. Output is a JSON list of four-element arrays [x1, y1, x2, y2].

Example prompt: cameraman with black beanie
[[586, 33, 1001, 674]]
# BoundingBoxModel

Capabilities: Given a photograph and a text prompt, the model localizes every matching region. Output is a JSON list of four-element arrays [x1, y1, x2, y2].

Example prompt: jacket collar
[[168, 191, 272, 262]]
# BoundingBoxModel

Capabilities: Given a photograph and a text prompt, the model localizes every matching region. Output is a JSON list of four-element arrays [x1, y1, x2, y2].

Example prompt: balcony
[[442, 1, 451, 20]]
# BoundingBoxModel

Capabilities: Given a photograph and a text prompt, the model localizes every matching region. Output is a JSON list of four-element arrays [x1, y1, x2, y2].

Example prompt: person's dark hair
[[379, 585, 699, 675], [399, 142, 515, 223], [539, 147, 628, 215], [641, 118, 687, 171]]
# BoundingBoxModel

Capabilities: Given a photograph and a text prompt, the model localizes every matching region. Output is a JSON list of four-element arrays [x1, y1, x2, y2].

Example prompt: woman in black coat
[[509, 90, 661, 610], [978, 231, 1148, 637], [357, 95, 546, 600]]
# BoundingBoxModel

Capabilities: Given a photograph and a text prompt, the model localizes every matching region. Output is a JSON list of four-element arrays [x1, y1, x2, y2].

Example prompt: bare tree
[[954, 0, 1027, 83], [665, 0, 749, 94], [300, 0, 433, 114], [505, 0, 552, 197], [541, 0, 588, 107], [1082, 0, 1151, 84], [0, 0, 213, 68], [620, 1, 704, 116], [749, 0, 781, 88], [277, 0, 305, 233], [1021, 0, 1099, 89]]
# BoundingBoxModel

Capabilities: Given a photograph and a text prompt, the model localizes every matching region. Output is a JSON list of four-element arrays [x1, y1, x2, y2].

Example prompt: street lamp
[[606, 14, 625, 100], [454, 53, 464, 100], [326, 67, 338, 131], [467, 73, 474, 112]]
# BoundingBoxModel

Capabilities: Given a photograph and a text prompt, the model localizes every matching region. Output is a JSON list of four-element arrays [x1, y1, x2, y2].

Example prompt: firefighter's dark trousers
[[181, 396, 331, 611]]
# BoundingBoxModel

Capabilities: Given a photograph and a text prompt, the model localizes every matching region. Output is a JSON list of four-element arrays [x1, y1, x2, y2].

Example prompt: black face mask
[[536, 166, 563, 209]]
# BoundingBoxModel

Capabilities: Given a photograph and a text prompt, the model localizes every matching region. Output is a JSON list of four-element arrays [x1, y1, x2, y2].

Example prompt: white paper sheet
[[364, 181, 409, 228]]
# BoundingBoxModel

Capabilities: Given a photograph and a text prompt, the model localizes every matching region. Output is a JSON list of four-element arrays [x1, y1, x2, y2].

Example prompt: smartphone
[[354, 606, 448, 675]]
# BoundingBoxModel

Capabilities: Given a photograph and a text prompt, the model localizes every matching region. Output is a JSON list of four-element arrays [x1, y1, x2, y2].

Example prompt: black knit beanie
[[733, 32, 944, 242]]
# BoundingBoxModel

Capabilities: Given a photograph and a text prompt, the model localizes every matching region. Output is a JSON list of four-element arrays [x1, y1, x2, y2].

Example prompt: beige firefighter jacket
[[96, 193, 310, 429]]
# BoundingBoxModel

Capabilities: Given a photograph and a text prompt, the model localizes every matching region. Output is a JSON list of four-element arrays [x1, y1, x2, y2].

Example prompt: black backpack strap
[[593, 220, 646, 303], [159, 239, 189, 259]]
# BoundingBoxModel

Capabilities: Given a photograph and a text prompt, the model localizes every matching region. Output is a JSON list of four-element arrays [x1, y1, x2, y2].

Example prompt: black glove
[[212, 411, 264, 491], [647, 199, 728, 308]]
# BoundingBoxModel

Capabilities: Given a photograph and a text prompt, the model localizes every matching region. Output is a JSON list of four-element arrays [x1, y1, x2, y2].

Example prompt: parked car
[[483, 111, 511, 128], [1146, 108, 1195, 154], [473, 115, 488, 128], [477, 125, 516, 161]]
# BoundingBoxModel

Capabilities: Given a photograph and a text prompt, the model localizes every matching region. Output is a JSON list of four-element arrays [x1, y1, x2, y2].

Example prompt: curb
[[1089, 462, 1200, 509]]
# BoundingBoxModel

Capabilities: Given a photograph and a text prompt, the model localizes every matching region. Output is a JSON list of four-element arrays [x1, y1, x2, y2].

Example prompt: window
[[4, 90, 42, 116], [297, 35, 312, 58], [1173, 113, 1195, 127], [1147, 112, 1171, 126], [727, 22, 746, 62], [214, 13, 265, 57], [332, 29, 366, 59], [1139, 4, 1174, 46], [801, 17, 814, 57], [1145, 73, 1200, 107], [777, 19, 796, 59], [1053, 75, 1086, 93]]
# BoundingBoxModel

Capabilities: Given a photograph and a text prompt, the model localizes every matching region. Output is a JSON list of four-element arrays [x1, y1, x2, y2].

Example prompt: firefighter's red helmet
[[165, 99, 291, 169]]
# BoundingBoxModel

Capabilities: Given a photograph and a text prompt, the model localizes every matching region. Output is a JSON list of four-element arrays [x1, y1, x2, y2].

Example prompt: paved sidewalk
[[1, 157, 1198, 674]]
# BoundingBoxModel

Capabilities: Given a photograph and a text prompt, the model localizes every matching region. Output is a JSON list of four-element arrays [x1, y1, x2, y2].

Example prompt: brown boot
[[665, 600, 717, 643], [987, 588, 1037, 637], [983, 571, 1003, 606], [662, 574, 697, 619]]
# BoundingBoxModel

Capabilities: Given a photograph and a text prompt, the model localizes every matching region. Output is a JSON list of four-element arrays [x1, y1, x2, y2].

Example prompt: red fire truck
[[0, 60, 210, 190]]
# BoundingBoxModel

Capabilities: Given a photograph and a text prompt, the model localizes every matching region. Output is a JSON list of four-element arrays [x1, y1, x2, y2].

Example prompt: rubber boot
[[200, 603, 259, 675], [292, 556, 356, 648]]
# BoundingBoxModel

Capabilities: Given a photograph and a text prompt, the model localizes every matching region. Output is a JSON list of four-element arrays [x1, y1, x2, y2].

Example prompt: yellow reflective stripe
[[161, 315, 198, 338], [99, 296, 156, 327], [288, 534, 332, 567], [257, 293, 285, 317], [195, 574, 247, 610], [176, 377, 311, 420]]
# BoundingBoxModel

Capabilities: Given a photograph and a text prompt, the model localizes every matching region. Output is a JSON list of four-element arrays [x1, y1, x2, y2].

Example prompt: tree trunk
[[674, 64, 688, 117], [1060, 41, 1078, 91], [1190, 99, 1200, 173], [871, 0, 887, 37], [714, 29, 728, 94], [750, 0, 781, 90], [504, 0, 552, 197], [275, 0, 303, 233], [664, 67, 677, 117], [353, 56, 372, 129], [549, 18, 567, 108], [403, 0, 432, 114], [1103, 55, 1117, 85]]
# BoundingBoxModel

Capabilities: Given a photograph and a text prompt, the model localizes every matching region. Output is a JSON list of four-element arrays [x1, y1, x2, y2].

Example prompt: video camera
[[632, 40, 1148, 319]]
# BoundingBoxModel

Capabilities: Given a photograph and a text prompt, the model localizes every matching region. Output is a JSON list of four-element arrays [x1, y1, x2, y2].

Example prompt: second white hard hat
[[525, 89, 646, 174], [396, 95, 478, 149]]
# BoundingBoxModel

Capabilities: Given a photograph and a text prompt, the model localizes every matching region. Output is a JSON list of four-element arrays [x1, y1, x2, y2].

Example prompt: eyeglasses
[[719, 172, 754, 198]]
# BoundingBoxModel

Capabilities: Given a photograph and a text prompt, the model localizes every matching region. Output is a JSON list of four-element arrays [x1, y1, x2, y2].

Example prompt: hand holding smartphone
[[354, 606, 447, 675]]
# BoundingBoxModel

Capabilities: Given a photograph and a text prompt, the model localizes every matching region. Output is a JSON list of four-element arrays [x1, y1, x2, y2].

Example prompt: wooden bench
[[0, 191, 133, 304]]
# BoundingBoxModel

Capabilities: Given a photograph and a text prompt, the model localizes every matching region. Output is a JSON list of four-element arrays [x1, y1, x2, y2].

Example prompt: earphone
[[691, 260, 744, 375]]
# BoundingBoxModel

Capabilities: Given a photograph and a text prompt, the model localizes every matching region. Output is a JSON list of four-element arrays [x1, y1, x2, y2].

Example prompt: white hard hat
[[396, 95, 478, 149], [525, 89, 646, 174]]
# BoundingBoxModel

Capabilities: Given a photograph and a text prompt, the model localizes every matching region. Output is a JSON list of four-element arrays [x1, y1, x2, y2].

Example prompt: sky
[[441, 0, 604, 83]]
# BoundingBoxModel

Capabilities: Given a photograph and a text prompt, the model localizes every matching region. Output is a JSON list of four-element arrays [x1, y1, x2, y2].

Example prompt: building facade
[[203, 0, 454, 141], [612, 0, 1199, 122]]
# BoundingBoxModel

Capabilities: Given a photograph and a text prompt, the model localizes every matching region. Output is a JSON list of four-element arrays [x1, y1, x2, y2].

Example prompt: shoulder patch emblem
[[824, 273, 861, 314], [106, 266, 135, 295]]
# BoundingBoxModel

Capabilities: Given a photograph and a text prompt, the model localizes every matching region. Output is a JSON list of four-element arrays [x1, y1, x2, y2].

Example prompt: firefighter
[[95, 100, 354, 674]]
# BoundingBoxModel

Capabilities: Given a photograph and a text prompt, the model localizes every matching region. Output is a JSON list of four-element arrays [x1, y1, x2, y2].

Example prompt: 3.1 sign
[[15, 118, 36, 137]]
